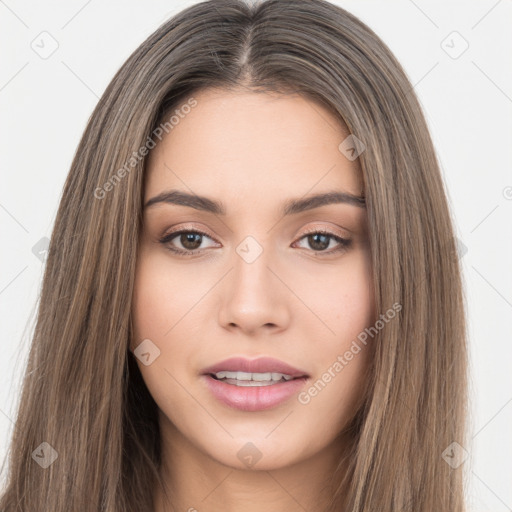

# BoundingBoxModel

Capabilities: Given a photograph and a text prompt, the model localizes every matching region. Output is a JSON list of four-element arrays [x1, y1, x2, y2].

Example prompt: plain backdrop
[[1, 0, 511, 510]]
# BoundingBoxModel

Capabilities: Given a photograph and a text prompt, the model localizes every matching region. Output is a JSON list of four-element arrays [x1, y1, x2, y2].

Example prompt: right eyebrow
[[144, 189, 225, 214]]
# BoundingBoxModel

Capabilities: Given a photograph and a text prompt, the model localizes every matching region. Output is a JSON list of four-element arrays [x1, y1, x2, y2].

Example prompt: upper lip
[[201, 357, 309, 378]]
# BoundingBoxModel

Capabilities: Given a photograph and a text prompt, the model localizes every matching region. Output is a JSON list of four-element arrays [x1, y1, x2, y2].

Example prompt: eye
[[158, 228, 352, 256], [293, 229, 352, 255], [158, 229, 219, 255]]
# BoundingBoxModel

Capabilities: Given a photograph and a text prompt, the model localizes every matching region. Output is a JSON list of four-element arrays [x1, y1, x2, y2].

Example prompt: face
[[131, 88, 375, 472]]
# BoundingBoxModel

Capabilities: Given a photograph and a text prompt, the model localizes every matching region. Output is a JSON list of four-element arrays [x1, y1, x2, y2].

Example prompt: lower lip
[[202, 375, 308, 412]]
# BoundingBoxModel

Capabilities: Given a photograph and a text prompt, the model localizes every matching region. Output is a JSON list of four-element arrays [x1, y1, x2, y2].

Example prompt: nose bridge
[[217, 233, 290, 332], [231, 234, 275, 300]]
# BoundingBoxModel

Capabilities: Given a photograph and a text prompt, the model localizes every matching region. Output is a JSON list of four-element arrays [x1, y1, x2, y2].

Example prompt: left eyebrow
[[143, 189, 366, 215], [282, 190, 365, 215]]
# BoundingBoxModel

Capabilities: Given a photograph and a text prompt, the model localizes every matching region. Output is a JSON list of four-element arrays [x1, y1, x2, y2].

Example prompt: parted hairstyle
[[0, 0, 468, 510]]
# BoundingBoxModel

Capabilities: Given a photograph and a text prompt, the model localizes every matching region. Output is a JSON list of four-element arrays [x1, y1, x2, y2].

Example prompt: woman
[[0, 0, 468, 510]]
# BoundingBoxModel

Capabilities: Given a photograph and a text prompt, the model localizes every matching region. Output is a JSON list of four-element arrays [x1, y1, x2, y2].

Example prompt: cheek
[[298, 248, 375, 343], [296, 346, 370, 445], [130, 250, 205, 349], [293, 251, 375, 422], [130, 254, 201, 422]]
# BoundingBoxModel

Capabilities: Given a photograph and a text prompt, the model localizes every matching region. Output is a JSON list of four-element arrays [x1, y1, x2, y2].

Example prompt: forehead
[[144, 88, 363, 206]]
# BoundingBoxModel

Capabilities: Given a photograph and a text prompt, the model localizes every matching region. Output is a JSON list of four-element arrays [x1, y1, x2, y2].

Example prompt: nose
[[217, 242, 291, 336]]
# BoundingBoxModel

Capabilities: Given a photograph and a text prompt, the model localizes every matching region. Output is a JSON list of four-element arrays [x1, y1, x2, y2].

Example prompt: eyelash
[[158, 228, 352, 257]]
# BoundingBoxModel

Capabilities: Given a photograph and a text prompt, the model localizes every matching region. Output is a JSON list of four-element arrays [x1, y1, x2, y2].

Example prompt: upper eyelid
[[161, 226, 219, 243]]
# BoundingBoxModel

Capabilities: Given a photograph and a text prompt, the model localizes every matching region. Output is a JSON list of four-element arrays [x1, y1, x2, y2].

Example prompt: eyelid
[[160, 222, 348, 242], [158, 222, 352, 256], [292, 227, 351, 253], [161, 223, 218, 240], [295, 222, 351, 241]]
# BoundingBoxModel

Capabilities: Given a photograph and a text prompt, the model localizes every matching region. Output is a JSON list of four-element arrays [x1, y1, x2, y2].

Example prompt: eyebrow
[[144, 189, 365, 215]]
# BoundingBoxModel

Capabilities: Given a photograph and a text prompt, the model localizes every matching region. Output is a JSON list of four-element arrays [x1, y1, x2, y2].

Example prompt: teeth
[[251, 372, 272, 381], [272, 372, 293, 381], [213, 371, 294, 382]]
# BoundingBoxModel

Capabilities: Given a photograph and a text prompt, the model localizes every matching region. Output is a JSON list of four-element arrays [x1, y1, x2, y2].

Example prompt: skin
[[130, 87, 376, 512]]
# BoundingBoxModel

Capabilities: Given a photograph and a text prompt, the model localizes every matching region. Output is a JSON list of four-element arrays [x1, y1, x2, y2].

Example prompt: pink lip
[[200, 357, 309, 412], [201, 356, 309, 378]]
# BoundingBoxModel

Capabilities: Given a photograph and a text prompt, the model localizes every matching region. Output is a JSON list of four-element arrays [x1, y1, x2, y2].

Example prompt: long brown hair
[[0, 0, 468, 510]]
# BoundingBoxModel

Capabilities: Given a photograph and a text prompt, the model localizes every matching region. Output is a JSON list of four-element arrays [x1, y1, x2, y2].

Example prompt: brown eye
[[159, 229, 218, 255], [294, 230, 352, 254]]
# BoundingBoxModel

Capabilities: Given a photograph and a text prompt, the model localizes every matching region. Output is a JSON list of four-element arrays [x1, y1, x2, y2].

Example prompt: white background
[[1, 0, 511, 509]]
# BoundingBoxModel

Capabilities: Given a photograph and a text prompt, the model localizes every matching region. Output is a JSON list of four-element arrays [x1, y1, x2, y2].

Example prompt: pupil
[[181, 233, 202, 250], [309, 233, 329, 251]]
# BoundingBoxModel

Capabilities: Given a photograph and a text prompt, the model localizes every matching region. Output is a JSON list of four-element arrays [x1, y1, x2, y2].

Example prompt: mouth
[[200, 357, 309, 411]]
